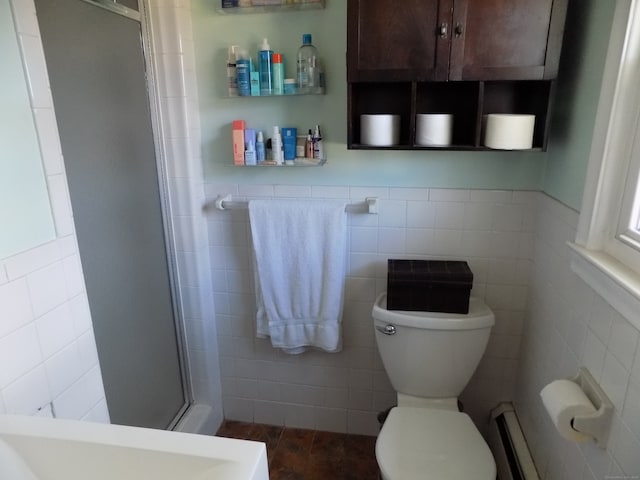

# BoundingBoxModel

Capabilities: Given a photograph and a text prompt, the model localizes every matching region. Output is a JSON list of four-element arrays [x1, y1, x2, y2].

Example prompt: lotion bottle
[[232, 120, 246, 165], [272, 53, 284, 95], [272, 126, 283, 165]]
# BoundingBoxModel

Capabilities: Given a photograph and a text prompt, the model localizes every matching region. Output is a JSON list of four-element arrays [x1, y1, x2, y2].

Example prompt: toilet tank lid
[[372, 292, 494, 330]]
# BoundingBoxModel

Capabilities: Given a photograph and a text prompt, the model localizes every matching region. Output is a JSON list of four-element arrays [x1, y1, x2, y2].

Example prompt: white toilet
[[372, 292, 497, 480]]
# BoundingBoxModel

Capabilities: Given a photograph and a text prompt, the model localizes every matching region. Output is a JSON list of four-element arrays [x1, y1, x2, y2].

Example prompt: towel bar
[[213, 194, 379, 214]]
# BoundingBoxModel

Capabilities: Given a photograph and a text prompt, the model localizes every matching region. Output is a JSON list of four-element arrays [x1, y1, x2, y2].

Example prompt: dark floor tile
[[246, 423, 284, 445], [269, 469, 306, 480], [345, 433, 377, 459], [269, 447, 309, 477], [343, 456, 380, 480], [216, 420, 252, 439], [310, 430, 348, 457], [304, 453, 345, 480], [278, 427, 315, 454], [215, 421, 380, 480]]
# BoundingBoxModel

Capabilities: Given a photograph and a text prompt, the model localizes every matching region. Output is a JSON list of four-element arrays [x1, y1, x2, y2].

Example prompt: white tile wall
[[3, 0, 222, 431], [0, 0, 108, 422], [205, 184, 535, 435], [514, 194, 640, 479], [147, 0, 224, 430]]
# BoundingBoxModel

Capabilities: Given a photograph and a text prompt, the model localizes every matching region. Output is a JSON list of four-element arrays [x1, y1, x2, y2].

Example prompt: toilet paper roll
[[416, 114, 453, 146], [484, 114, 535, 150], [540, 379, 596, 443], [360, 114, 400, 146]]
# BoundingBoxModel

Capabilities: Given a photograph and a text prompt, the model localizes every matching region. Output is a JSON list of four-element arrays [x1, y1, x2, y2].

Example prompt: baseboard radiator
[[488, 403, 539, 480]]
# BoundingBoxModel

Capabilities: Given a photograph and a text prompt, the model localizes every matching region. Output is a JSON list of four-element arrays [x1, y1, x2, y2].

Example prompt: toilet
[[372, 292, 497, 480]]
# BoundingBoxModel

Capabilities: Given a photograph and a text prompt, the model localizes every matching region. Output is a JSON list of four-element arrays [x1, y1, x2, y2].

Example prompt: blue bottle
[[256, 131, 266, 163], [236, 49, 251, 97], [258, 38, 273, 96]]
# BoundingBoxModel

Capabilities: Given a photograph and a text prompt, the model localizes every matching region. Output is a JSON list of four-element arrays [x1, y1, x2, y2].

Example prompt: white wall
[[515, 194, 640, 478], [206, 183, 535, 435], [0, 0, 108, 422]]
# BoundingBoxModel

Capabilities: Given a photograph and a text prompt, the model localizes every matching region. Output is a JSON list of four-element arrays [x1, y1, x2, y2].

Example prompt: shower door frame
[[78, 0, 194, 430]]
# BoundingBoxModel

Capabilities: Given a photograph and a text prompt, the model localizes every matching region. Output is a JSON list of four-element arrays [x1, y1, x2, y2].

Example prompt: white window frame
[[570, 0, 640, 331]]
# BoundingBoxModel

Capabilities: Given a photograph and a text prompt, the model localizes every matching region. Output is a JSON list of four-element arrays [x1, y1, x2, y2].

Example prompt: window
[[570, 0, 640, 329]]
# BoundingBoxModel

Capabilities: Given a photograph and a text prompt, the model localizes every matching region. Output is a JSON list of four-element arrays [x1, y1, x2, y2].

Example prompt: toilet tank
[[372, 292, 494, 398]]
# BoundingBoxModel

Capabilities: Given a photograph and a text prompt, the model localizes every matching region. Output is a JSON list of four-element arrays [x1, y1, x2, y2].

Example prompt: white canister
[[416, 113, 453, 146], [360, 114, 401, 146]]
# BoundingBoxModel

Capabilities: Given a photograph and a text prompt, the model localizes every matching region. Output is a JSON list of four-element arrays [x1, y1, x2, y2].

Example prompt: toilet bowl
[[372, 292, 496, 480]]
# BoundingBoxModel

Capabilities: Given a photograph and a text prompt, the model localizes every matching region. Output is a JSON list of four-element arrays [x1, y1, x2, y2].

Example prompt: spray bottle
[[226, 45, 240, 97], [312, 125, 324, 160]]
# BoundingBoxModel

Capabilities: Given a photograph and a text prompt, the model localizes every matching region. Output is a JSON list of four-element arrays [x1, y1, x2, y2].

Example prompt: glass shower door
[[36, 0, 189, 429]]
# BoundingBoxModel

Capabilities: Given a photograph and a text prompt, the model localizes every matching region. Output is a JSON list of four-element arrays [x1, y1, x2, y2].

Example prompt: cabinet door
[[347, 0, 453, 82], [449, 0, 568, 81]]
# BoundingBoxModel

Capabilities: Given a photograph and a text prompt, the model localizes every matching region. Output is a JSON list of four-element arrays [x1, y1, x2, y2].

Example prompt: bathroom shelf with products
[[216, 0, 324, 15], [231, 157, 326, 166], [223, 91, 325, 99]]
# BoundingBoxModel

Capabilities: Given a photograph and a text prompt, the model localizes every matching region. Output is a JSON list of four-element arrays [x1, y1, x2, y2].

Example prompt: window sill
[[568, 242, 640, 331]]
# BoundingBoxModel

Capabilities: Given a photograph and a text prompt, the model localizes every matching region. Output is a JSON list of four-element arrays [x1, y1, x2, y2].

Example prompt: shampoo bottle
[[258, 38, 273, 96]]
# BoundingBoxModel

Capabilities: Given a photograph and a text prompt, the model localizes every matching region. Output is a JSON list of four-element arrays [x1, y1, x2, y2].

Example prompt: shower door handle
[[376, 324, 397, 335]]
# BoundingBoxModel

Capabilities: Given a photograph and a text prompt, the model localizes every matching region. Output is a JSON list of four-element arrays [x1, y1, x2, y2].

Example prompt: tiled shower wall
[[515, 194, 640, 478], [0, 0, 107, 422], [205, 183, 536, 435]]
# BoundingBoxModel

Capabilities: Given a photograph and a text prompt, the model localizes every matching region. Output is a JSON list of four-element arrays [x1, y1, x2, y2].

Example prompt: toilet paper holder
[[570, 367, 614, 448]]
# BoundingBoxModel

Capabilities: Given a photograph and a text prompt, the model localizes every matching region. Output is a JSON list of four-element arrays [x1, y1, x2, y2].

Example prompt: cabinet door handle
[[438, 23, 448, 38], [455, 22, 464, 38]]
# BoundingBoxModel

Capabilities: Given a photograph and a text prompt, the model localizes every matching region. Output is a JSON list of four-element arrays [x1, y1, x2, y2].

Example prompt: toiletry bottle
[[305, 129, 314, 158], [258, 38, 273, 96], [256, 131, 266, 163], [272, 53, 284, 95], [297, 34, 319, 94], [272, 126, 283, 165], [226, 45, 240, 97], [313, 125, 324, 159], [244, 129, 257, 165], [232, 120, 246, 165], [281, 127, 297, 165], [236, 49, 251, 96]]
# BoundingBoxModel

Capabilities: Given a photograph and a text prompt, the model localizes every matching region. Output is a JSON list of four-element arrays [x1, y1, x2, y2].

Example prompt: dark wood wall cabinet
[[347, 0, 568, 151]]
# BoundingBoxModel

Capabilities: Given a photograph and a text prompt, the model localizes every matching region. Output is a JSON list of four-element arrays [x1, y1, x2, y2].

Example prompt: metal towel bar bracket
[[213, 194, 379, 214]]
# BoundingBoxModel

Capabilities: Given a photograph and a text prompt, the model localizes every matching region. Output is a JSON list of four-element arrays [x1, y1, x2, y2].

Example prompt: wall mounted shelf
[[223, 91, 325, 99], [216, 0, 324, 15], [231, 158, 326, 166]]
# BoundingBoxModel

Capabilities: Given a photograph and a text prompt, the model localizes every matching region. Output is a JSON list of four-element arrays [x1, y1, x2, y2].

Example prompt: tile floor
[[216, 420, 380, 480]]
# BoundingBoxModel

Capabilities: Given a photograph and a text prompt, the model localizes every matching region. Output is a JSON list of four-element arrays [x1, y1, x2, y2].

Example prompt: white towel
[[248, 199, 348, 354]]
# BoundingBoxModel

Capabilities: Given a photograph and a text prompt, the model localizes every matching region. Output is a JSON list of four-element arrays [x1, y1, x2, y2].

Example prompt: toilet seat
[[376, 407, 496, 480]]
